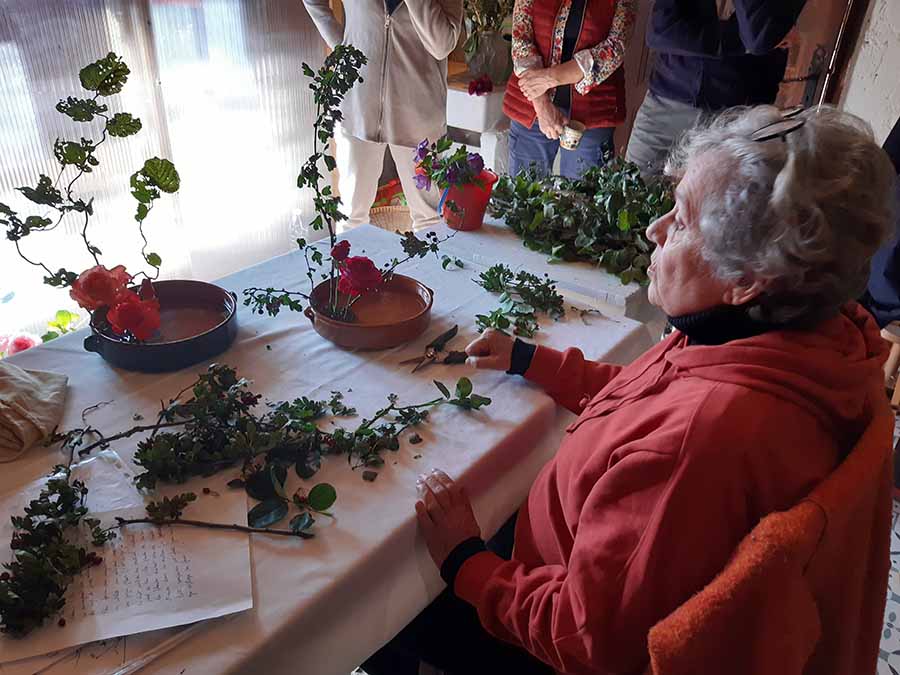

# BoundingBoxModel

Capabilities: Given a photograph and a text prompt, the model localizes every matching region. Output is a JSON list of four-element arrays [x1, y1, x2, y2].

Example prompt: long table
[[1, 225, 652, 674]]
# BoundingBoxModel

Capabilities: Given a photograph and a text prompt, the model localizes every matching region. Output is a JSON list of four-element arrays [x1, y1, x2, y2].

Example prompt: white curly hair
[[664, 105, 897, 324]]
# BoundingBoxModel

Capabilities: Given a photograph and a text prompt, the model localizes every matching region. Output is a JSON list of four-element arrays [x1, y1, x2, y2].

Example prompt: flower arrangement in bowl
[[414, 137, 497, 231], [242, 46, 455, 350], [0, 53, 238, 372]]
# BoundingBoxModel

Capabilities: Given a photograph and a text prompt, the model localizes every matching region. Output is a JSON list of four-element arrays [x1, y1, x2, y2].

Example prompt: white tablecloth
[[1, 225, 652, 674], [436, 218, 661, 323]]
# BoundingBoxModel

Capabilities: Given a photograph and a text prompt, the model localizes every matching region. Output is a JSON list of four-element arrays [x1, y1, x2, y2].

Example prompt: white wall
[[841, 0, 900, 144]]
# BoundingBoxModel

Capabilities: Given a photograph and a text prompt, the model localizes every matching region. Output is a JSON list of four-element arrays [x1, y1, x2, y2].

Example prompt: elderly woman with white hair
[[362, 106, 896, 675]]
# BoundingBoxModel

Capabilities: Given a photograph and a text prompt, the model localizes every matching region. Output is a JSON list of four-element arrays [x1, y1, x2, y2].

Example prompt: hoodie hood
[[666, 303, 888, 437]]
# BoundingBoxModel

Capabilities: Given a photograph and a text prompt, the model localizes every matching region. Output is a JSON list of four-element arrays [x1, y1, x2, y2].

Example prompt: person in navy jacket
[[625, 0, 806, 176]]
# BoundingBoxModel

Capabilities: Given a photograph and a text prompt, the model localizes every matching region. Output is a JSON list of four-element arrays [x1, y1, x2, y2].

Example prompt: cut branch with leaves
[[475, 264, 565, 337]]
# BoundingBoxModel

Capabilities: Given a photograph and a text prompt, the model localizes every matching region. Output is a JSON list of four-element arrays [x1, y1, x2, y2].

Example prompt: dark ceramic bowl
[[85, 280, 238, 372]]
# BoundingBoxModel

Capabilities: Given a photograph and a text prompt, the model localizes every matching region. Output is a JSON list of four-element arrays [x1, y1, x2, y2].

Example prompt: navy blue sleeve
[[648, 0, 805, 59], [734, 0, 808, 55]]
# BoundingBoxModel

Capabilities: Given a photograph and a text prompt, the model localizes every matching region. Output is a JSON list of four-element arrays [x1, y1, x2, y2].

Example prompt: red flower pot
[[440, 170, 498, 231]]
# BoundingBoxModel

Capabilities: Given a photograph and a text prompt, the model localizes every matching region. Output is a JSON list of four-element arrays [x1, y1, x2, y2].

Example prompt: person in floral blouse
[[503, 0, 636, 179]]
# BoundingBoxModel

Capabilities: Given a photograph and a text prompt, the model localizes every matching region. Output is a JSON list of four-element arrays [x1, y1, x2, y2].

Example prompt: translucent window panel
[[0, 0, 324, 336]]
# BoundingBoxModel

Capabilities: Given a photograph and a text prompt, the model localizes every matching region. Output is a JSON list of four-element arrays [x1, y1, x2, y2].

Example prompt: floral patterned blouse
[[511, 0, 637, 96]]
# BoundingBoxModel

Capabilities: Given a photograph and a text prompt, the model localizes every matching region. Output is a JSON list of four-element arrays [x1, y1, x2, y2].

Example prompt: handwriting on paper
[[67, 526, 196, 620]]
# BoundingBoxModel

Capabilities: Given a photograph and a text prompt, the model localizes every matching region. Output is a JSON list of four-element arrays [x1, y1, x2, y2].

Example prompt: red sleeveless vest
[[503, 0, 626, 130]]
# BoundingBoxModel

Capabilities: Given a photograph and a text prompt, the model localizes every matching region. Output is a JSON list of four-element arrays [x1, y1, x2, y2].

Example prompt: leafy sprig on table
[[489, 158, 673, 285], [0, 467, 115, 637], [5, 363, 492, 636], [475, 264, 565, 338], [0, 52, 179, 287]]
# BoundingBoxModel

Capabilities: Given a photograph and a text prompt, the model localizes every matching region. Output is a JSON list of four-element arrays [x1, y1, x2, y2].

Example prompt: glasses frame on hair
[[751, 106, 806, 143]]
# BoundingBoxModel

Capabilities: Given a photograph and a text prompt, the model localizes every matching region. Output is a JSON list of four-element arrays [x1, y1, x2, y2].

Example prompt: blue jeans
[[509, 118, 615, 179]]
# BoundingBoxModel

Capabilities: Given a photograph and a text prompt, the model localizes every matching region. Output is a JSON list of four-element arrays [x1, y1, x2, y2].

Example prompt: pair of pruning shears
[[399, 324, 468, 373]]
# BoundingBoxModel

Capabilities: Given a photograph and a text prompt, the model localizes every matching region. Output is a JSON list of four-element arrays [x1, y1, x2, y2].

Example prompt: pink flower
[[69, 264, 131, 311], [8, 334, 39, 355]]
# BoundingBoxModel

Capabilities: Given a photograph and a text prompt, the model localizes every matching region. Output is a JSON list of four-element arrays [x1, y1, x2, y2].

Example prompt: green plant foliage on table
[[489, 158, 674, 285]]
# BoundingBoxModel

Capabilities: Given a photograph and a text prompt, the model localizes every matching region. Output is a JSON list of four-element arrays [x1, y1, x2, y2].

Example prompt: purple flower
[[414, 172, 431, 191], [446, 166, 460, 186], [414, 139, 430, 163], [467, 153, 485, 175]]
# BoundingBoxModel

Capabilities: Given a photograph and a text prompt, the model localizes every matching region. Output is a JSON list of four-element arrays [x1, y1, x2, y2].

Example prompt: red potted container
[[439, 170, 499, 231]]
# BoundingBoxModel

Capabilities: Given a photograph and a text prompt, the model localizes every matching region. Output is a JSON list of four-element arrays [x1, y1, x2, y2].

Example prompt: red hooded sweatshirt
[[454, 303, 888, 675]]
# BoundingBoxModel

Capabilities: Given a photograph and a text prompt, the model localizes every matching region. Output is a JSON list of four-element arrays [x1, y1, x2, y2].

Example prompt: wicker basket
[[368, 205, 412, 232]]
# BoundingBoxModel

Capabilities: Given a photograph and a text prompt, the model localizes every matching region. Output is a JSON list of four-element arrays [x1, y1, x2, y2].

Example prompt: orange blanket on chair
[[647, 391, 894, 675]]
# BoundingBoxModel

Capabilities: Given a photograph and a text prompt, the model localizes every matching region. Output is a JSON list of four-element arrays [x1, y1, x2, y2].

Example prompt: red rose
[[107, 291, 161, 341], [331, 240, 351, 262], [69, 265, 131, 311], [338, 256, 384, 295]]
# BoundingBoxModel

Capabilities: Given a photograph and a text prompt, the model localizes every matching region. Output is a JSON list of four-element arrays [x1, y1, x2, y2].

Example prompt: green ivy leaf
[[247, 498, 288, 528], [135, 203, 149, 222], [617, 210, 632, 232], [323, 154, 337, 172], [17, 175, 62, 206], [106, 112, 143, 137], [79, 52, 130, 96], [56, 97, 107, 122], [41, 331, 60, 343], [307, 483, 337, 512], [434, 380, 451, 399], [146, 252, 162, 267], [140, 157, 180, 193], [455, 377, 473, 399]]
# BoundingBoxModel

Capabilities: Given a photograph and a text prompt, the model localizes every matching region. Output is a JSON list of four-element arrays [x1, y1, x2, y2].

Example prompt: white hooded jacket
[[302, 0, 463, 148]]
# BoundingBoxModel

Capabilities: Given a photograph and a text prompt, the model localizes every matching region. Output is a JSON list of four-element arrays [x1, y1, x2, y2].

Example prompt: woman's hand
[[532, 95, 567, 140], [465, 329, 515, 371], [518, 67, 558, 101], [416, 470, 482, 568]]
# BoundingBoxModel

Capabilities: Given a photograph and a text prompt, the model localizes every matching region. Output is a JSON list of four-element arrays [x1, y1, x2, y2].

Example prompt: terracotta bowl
[[304, 274, 433, 350], [85, 280, 238, 372]]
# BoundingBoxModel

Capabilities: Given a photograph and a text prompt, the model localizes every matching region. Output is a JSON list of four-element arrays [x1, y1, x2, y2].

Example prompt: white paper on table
[[0, 461, 252, 665]]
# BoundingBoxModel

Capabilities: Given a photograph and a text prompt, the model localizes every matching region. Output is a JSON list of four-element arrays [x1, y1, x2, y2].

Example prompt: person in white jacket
[[303, 0, 464, 228]]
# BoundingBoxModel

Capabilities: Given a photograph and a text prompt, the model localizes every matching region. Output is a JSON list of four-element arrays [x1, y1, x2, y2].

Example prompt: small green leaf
[[270, 464, 287, 499], [295, 450, 322, 480], [245, 470, 277, 501], [307, 483, 337, 512], [323, 154, 337, 172], [141, 157, 180, 193], [290, 512, 315, 532], [41, 331, 60, 343], [617, 210, 632, 232], [106, 112, 142, 137], [247, 498, 288, 528], [146, 252, 162, 267], [434, 380, 451, 399], [79, 52, 130, 96], [455, 377, 473, 399]]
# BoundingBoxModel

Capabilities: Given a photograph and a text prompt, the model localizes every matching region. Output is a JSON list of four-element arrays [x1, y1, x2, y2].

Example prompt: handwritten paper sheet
[[0, 456, 252, 666]]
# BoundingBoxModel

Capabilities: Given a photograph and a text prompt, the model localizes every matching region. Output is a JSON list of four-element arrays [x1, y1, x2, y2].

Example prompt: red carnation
[[338, 256, 384, 295], [69, 265, 131, 311], [331, 240, 351, 262], [107, 290, 161, 341]]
